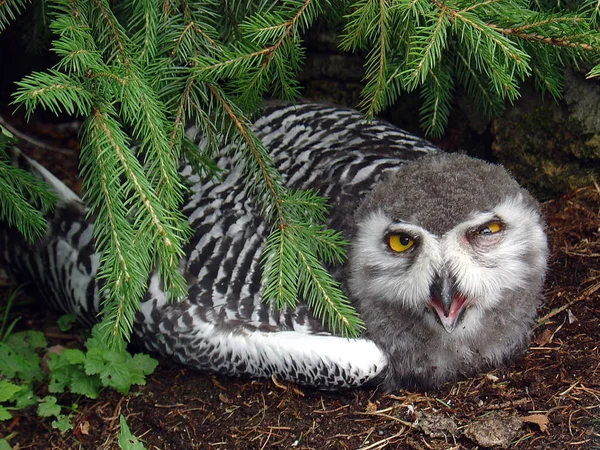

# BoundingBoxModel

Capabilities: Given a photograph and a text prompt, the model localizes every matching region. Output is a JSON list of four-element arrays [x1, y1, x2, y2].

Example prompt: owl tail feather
[[1, 148, 99, 325], [9, 147, 82, 208]]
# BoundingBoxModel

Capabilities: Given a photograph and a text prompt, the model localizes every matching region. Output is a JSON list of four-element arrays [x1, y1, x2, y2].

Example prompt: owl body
[[0, 104, 548, 390]]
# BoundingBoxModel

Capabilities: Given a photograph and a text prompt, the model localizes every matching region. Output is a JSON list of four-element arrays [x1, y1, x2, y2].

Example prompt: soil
[[0, 113, 599, 450]]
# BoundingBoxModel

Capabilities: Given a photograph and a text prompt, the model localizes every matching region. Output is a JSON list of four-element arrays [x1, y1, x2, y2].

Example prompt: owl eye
[[387, 233, 415, 253], [477, 221, 504, 236]]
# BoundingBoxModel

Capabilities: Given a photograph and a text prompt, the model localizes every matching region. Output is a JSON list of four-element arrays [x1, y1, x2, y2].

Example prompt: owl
[[0, 103, 548, 391]]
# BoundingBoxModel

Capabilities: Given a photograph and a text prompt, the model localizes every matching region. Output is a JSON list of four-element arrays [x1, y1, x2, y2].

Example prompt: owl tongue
[[429, 276, 468, 333]]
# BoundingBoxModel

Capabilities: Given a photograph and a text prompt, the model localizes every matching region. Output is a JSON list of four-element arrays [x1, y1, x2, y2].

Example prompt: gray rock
[[463, 412, 522, 449]]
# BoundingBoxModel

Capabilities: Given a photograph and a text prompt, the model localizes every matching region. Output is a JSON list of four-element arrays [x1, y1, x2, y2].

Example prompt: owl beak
[[429, 274, 468, 333]]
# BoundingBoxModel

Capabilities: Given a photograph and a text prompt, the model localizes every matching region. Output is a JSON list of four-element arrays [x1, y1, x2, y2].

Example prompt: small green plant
[[47, 326, 158, 399], [0, 323, 157, 434], [0, 289, 23, 343]]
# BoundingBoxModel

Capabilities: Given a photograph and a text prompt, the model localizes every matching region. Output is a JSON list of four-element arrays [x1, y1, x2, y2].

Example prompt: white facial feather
[[444, 193, 548, 312], [350, 192, 548, 337], [349, 211, 441, 310]]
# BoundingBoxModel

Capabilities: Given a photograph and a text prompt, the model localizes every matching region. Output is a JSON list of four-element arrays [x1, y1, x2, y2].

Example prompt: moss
[[491, 104, 599, 200]]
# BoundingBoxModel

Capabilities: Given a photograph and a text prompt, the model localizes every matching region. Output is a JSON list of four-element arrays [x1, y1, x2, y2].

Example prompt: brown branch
[[169, 77, 194, 150], [92, 0, 128, 63], [170, 20, 219, 60], [261, 0, 312, 65], [434, 0, 597, 54], [489, 24, 596, 52]]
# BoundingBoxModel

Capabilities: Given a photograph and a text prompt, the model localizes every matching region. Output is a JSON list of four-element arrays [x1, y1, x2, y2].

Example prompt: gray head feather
[[356, 153, 537, 235]]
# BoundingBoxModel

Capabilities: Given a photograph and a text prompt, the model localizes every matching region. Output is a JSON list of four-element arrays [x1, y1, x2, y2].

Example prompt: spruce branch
[[127, 0, 160, 62], [206, 83, 285, 222], [454, 49, 504, 116], [419, 59, 454, 137], [587, 63, 600, 78], [292, 227, 362, 337], [402, 9, 450, 91], [446, 8, 531, 75], [0, 129, 56, 242], [0, 0, 31, 31], [90, 0, 128, 62], [12, 70, 94, 119], [80, 106, 151, 348], [242, 0, 317, 53], [360, 0, 393, 116], [168, 19, 219, 61], [9, 0, 192, 347], [262, 224, 300, 311]]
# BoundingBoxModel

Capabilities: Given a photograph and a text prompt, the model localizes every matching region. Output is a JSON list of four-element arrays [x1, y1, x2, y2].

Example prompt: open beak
[[428, 273, 468, 333]]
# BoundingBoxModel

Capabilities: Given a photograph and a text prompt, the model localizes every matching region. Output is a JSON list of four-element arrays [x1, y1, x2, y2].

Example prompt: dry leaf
[[366, 401, 377, 413], [533, 328, 553, 346], [218, 393, 232, 404], [210, 376, 227, 391], [415, 410, 458, 439], [521, 414, 549, 433], [79, 420, 90, 435]]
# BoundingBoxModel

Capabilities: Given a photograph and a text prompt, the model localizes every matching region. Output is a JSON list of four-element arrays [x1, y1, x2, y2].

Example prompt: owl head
[[348, 153, 548, 342]]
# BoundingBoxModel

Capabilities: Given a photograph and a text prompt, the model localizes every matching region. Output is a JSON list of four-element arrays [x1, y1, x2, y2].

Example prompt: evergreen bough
[[0, 0, 599, 348]]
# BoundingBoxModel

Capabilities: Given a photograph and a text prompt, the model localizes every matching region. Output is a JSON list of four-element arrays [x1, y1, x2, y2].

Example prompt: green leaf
[[11, 384, 38, 409], [0, 406, 12, 421], [118, 415, 146, 450], [6, 330, 47, 351], [68, 369, 102, 399], [37, 396, 61, 418], [56, 313, 78, 332], [47, 349, 102, 398], [0, 333, 45, 383], [51, 414, 74, 433], [129, 353, 158, 385], [0, 438, 12, 450], [84, 347, 132, 394], [0, 380, 22, 420], [0, 380, 21, 402]]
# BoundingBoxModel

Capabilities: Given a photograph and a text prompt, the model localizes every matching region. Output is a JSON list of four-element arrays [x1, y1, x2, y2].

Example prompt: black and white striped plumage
[[0, 104, 548, 390]]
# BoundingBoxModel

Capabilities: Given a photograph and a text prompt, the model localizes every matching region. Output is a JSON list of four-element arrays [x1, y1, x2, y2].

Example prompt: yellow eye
[[387, 234, 414, 253], [479, 221, 503, 235]]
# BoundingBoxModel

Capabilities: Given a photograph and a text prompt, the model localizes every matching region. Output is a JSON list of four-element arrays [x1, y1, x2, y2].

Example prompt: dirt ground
[[0, 114, 599, 449]]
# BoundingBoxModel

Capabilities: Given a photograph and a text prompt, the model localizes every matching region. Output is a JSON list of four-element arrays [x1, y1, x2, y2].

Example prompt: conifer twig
[[490, 25, 596, 52]]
